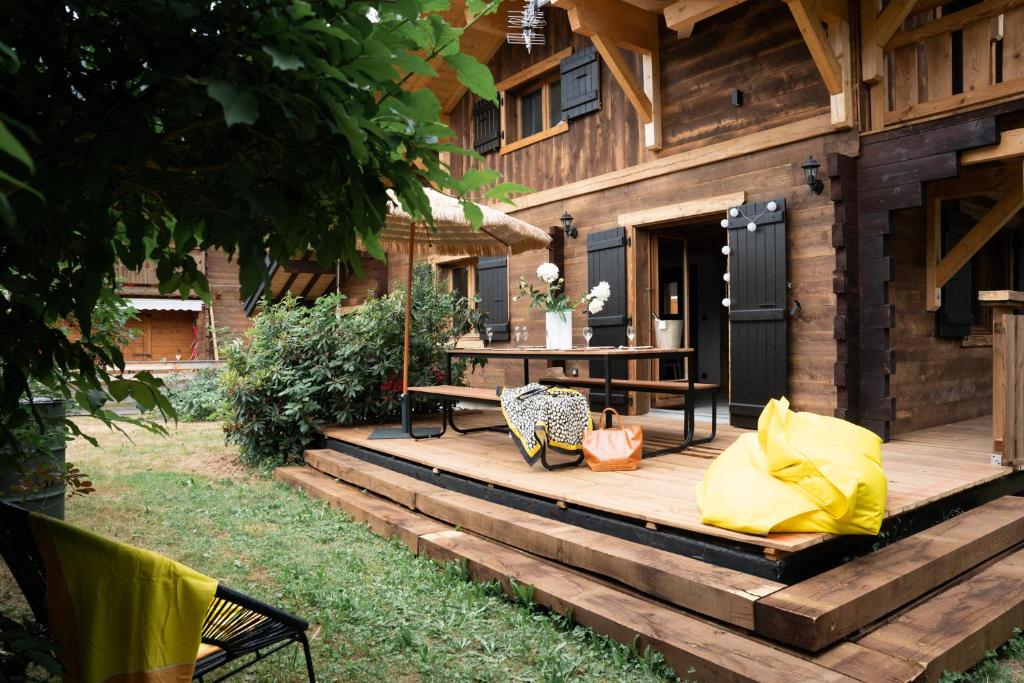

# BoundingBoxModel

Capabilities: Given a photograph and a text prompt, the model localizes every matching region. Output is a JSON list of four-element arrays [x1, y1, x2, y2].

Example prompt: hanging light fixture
[[801, 157, 824, 195]]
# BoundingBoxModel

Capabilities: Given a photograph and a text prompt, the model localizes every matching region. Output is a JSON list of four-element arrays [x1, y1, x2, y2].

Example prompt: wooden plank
[[405, 384, 501, 402], [642, 50, 662, 150], [303, 449, 446, 509], [494, 48, 573, 92], [541, 376, 718, 392], [925, 187, 942, 311], [857, 545, 1024, 681], [886, 0, 1024, 49], [962, 128, 1024, 165], [978, 289, 1024, 304], [561, 0, 660, 53], [1006, 316, 1024, 465], [812, 642, 925, 683], [617, 192, 745, 227], [414, 489, 783, 629], [784, 0, 844, 95], [884, 75, 1024, 125], [754, 496, 1024, 651], [273, 466, 447, 552], [418, 529, 858, 682]]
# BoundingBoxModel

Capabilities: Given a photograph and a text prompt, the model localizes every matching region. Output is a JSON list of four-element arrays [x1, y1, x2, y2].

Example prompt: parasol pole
[[400, 222, 416, 434]]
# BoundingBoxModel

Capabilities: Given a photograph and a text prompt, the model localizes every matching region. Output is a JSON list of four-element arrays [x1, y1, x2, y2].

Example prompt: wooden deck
[[320, 412, 1012, 553]]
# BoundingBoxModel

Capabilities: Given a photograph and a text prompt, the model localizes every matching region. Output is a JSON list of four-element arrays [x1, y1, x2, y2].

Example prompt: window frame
[[496, 47, 573, 155]]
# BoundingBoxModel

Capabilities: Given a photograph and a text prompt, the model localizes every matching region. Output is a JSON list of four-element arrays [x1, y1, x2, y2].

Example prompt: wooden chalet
[[279, 1, 1024, 679], [115, 249, 250, 363]]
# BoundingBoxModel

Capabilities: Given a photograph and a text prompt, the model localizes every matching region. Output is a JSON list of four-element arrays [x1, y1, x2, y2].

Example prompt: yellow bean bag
[[696, 397, 886, 535]]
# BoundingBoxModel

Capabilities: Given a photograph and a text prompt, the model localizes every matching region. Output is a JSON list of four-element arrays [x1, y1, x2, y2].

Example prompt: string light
[[722, 272, 730, 282], [721, 245, 730, 255]]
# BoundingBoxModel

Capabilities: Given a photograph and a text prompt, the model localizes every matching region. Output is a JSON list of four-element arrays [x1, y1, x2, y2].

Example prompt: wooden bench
[[541, 376, 718, 456], [406, 385, 506, 440]]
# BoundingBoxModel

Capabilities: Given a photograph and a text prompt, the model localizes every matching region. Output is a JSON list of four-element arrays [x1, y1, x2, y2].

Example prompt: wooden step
[[279, 464, 865, 682], [304, 448, 782, 629], [755, 496, 1024, 651], [273, 466, 446, 553], [419, 529, 858, 683], [857, 545, 1024, 682]]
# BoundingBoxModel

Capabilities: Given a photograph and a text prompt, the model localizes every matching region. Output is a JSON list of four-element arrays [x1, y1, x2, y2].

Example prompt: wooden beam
[[663, 0, 746, 36], [590, 33, 654, 123], [875, 0, 917, 47], [828, 18, 854, 128], [784, 0, 845, 95], [494, 47, 573, 92], [861, 0, 885, 130], [935, 167, 1024, 288], [962, 128, 1024, 166], [925, 186, 942, 311], [929, 162, 1018, 199], [557, 0, 659, 53], [617, 192, 745, 226], [886, 0, 1024, 50], [813, 0, 848, 22], [641, 50, 662, 150]]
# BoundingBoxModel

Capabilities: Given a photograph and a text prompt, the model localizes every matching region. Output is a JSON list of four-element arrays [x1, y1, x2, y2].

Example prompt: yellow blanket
[[28, 513, 218, 682], [695, 398, 886, 535]]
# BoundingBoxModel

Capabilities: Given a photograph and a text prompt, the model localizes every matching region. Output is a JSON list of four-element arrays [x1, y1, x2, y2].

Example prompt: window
[[512, 73, 563, 143]]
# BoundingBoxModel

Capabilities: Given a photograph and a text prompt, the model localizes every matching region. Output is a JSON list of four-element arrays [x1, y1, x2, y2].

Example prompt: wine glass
[[626, 324, 636, 347], [583, 326, 594, 348], [521, 326, 529, 347], [513, 326, 522, 347], [485, 325, 494, 345]]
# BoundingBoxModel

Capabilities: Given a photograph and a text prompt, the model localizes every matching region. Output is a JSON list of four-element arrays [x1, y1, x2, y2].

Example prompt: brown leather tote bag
[[582, 408, 643, 472]]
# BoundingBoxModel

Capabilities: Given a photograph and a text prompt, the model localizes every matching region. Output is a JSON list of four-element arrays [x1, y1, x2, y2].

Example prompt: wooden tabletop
[[448, 346, 693, 359], [978, 290, 1024, 306]]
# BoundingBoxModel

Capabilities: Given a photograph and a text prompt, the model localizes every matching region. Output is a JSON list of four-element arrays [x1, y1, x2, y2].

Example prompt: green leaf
[[443, 52, 497, 102], [459, 168, 500, 193], [483, 182, 534, 204], [262, 45, 304, 71], [0, 168, 43, 201], [461, 200, 483, 229], [206, 81, 260, 127], [0, 120, 33, 172]]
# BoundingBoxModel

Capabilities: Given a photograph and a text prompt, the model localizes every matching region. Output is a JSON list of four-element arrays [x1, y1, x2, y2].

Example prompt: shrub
[[164, 370, 227, 422], [222, 264, 485, 467]]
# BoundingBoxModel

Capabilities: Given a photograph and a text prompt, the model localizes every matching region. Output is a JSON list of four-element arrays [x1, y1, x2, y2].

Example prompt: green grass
[[3, 420, 679, 682]]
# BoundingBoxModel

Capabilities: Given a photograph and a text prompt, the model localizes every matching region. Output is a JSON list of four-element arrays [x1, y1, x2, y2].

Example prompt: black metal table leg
[[523, 358, 530, 385], [603, 354, 613, 427]]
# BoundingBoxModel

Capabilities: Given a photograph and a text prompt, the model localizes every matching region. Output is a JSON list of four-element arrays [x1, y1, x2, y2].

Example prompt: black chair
[[0, 499, 315, 682]]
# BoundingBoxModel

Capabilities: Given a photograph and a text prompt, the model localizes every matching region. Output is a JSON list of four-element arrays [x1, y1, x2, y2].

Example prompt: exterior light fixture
[[801, 157, 824, 195], [560, 211, 578, 239]]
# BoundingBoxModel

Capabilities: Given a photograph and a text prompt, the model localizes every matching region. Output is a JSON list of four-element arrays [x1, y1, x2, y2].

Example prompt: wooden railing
[[876, 2, 1024, 127]]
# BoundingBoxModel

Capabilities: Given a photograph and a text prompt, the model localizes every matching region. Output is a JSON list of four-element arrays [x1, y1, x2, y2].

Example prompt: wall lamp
[[560, 211, 578, 239], [801, 157, 824, 195]]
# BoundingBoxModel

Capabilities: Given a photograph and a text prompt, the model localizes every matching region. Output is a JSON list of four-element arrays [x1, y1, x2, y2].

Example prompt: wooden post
[[979, 290, 1024, 463], [1005, 314, 1024, 467]]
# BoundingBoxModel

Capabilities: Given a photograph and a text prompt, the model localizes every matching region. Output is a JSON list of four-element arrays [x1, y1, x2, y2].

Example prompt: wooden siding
[[889, 209, 993, 435], [446, 0, 829, 196], [124, 311, 197, 362], [206, 249, 251, 340]]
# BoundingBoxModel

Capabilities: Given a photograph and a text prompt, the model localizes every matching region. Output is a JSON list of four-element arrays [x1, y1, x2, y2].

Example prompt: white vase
[[546, 310, 573, 349]]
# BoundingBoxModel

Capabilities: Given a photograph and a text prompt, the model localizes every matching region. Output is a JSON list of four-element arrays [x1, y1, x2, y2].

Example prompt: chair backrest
[[0, 499, 49, 624]]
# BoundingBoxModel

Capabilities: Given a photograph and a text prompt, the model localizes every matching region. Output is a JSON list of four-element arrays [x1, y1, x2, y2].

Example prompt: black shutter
[[937, 206, 974, 338], [473, 99, 500, 154], [477, 256, 509, 340], [560, 46, 600, 121], [727, 199, 787, 429], [587, 227, 628, 406]]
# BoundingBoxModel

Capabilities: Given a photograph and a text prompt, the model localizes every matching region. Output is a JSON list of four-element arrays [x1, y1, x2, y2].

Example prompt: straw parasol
[[373, 187, 551, 438]]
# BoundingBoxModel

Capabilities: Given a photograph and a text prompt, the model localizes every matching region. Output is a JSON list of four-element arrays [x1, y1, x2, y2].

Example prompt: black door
[[690, 249, 725, 386], [726, 199, 787, 428], [477, 256, 509, 341], [587, 227, 628, 407]]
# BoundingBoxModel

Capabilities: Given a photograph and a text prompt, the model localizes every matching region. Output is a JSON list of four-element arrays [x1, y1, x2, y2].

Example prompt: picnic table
[[406, 346, 717, 468]]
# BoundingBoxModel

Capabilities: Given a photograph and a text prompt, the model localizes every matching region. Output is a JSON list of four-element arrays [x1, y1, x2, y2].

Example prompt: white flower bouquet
[[517, 263, 611, 315]]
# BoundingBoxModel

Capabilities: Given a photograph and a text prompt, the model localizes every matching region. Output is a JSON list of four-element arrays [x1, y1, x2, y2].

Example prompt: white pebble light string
[[720, 201, 778, 308]]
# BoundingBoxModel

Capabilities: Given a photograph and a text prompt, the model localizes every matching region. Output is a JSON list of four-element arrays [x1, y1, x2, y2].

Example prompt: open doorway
[[644, 220, 729, 415]]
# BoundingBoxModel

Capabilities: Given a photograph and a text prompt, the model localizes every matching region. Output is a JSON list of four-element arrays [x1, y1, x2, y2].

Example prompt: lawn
[[2, 419, 679, 682]]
